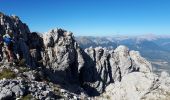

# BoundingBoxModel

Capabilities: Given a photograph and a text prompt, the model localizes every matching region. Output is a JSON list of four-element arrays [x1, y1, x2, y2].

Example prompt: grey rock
[[0, 89, 13, 100], [80, 45, 152, 94], [11, 85, 24, 97], [42, 28, 84, 84], [42, 28, 152, 95], [129, 50, 152, 73], [23, 71, 37, 81], [0, 78, 59, 100], [0, 79, 25, 99], [98, 72, 157, 100], [0, 12, 36, 68]]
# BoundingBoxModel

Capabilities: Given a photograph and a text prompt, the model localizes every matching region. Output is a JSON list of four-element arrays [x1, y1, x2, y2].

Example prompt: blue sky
[[0, 0, 170, 36]]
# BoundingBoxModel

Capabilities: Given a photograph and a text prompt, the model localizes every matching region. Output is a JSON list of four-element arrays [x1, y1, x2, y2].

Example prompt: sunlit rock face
[[42, 28, 85, 84], [80, 45, 152, 94], [98, 71, 170, 100]]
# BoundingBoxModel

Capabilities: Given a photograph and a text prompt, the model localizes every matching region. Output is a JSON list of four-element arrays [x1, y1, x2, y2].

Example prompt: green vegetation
[[21, 94, 33, 100], [0, 68, 16, 79]]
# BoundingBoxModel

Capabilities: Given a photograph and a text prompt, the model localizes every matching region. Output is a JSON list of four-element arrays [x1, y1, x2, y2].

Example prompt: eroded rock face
[[98, 72, 157, 100], [42, 28, 152, 94], [42, 29, 84, 84], [130, 50, 152, 73], [79, 45, 152, 94], [141, 71, 170, 100], [0, 12, 36, 67], [97, 71, 170, 100], [0, 13, 30, 41]]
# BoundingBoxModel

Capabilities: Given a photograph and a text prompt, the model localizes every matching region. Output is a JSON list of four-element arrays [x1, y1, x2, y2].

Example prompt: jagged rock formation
[[42, 29, 84, 84], [0, 12, 36, 68], [79, 45, 152, 94], [0, 12, 170, 100], [42, 29, 152, 95]]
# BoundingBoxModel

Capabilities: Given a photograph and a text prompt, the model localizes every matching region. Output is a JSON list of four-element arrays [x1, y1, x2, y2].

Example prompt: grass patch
[[0, 68, 16, 79], [21, 94, 33, 100]]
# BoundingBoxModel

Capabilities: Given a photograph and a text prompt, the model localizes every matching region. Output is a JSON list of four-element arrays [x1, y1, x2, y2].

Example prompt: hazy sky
[[0, 0, 170, 36]]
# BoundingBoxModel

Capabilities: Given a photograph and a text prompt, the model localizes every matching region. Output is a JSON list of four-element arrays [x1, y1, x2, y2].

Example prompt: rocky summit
[[0, 12, 170, 100]]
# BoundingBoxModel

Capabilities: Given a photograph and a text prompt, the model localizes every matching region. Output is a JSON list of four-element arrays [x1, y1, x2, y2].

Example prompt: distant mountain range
[[76, 34, 170, 73]]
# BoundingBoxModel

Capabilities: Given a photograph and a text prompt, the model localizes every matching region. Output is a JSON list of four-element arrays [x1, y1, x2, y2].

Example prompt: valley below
[[151, 59, 170, 74]]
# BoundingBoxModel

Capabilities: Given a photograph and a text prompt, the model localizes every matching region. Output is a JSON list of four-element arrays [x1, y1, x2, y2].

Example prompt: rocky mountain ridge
[[0, 12, 170, 100], [76, 35, 170, 74]]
